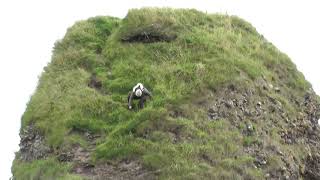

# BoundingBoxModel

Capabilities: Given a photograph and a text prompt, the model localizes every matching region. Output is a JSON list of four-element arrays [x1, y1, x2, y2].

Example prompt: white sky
[[0, 0, 319, 179]]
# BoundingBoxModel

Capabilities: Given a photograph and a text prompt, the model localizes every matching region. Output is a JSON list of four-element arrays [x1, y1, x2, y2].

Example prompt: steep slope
[[12, 8, 320, 180]]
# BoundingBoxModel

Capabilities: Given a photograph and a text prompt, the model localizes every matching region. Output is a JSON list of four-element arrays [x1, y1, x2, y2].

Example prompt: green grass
[[12, 157, 83, 180], [13, 8, 316, 179]]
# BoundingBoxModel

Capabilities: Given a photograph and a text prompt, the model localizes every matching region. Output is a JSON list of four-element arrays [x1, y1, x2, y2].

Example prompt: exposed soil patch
[[70, 148, 154, 180], [57, 131, 156, 179], [303, 154, 320, 180], [122, 32, 176, 43], [91, 160, 155, 180], [169, 109, 185, 118], [203, 80, 320, 179], [88, 74, 102, 90], [121, 24, 177, 43]]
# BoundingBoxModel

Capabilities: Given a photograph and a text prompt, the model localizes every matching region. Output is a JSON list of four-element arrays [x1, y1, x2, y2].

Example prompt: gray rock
[[274, 87, 280, 92], [257, 101, 262, 107], [281, 166, 287, 172], [260, 160, 267, 165], [18, 124, 52, 161], [268, 84, 274, 89], [208, 107, 220, 120], [277, 150, 284, 156], [225, 100, 234, 108], [208, 112, 219, 120], [255, 156, 267, 167], [247, 123, 254, 132]]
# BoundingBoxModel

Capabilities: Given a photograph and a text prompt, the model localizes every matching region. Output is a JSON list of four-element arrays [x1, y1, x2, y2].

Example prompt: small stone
[[269, 84, 274, 89], [285, 175, 289, 180], [244, 109, 251, 116], [286, 139, 292, 144], [257, 101, 262, 107], [285, 118, 289, 123], [307, 152, 312, 157], [278, 150, 284, 156], [275, 87, 280, 92], [263, 85, 268, 90], [225, 100, 234, 108], [85, 132, 90, 137], [208, 112, 219, 120], [76, 167, 82, 173], [265, 173, 270, 178], [208, 106, 218, 113], [243, 98, 248, 104], [247, 123, 253, 130], [261, 160, 267, 165]]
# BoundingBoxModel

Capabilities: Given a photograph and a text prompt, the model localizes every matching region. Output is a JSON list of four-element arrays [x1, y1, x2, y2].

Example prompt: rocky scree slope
[[12, 8, 320, 180]]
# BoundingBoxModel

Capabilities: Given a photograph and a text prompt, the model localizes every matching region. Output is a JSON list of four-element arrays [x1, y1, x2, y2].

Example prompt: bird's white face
[[135, 89, 142, 97]]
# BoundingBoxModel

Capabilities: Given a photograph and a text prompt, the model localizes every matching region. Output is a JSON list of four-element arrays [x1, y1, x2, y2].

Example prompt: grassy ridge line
[[13, 8, 311, 179]]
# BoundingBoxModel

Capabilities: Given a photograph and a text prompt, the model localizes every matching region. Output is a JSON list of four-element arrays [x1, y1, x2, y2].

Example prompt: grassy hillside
[[12, 8, 320, 180]]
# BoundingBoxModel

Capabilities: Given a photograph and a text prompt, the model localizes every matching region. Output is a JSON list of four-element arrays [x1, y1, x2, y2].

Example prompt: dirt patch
[[202, 81, 320, 179], [303, 154, 320, 180], [304, 91, 320, 126], [206, 85, 260, 125], [58, 131, 156, 179], [121, 24, 177, 43], [122, 32, 176, 43], [71, 153, 155, 180], [169, 109, 185, 118], [91, 160, 156, 180], [88, 74, 102, 90]]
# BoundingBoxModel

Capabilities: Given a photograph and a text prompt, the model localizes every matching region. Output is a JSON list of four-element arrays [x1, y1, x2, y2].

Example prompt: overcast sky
[[0, 0, 319, 179]]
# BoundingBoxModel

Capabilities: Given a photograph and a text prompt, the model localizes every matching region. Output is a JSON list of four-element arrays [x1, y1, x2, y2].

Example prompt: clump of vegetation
[[13, 8, 318, 179], [12, 158, 82, 180]]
